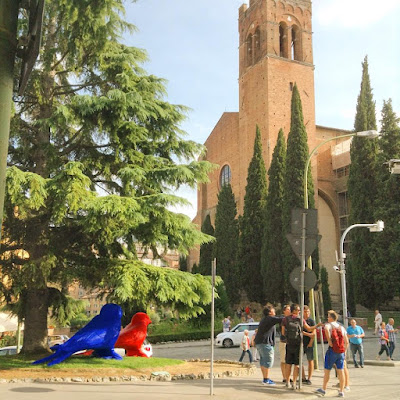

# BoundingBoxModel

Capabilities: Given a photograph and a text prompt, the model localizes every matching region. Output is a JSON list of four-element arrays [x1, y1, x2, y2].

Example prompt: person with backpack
[[315, 310, 349, 398]]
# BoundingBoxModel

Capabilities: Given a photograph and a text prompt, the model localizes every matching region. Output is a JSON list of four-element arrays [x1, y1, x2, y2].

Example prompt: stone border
[[0, 359, 256, 384]]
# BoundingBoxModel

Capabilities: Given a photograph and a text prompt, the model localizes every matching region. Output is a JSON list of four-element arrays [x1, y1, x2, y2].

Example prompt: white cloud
[[314, 0, 400, 28]]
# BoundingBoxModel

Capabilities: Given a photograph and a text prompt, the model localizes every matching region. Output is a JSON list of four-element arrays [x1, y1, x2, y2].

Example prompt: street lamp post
[[338, 221, 384, 329], [302, 130, 379, 365]]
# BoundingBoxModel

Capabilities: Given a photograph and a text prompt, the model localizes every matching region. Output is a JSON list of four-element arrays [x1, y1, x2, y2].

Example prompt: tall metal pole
[[210, 258, 216, 396], [0, 0, 19, 244], [298, 211, 306, 389]]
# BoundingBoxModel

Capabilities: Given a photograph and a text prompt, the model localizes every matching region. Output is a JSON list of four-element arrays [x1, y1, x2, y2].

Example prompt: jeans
[[378, 343, 389, 357], [350, 342, 364, 366], [388, 341, 396, 359], [239, 349, 253, 363]]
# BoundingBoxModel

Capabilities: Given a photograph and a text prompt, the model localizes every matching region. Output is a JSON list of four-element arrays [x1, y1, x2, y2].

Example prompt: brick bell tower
[[237, 0, 317, 209]]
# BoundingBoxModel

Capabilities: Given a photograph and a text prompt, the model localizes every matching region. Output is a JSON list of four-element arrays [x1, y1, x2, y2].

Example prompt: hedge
[[147, 330, 217, 343]]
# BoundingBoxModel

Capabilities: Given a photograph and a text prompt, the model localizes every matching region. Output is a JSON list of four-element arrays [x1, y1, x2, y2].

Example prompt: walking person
[[386, 318, 398, 360], [346, 319, 365, 368], [222, 316, 231, 332], [251, 329, 259, 361], [254, 305, 284, 385], [376, 321, 390, 360], [239, 329, 253, 363], [315, 310, 348, 398], [374, 309, 382, 335]]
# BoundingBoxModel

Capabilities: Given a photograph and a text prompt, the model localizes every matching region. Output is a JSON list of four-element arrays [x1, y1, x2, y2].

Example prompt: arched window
[[291, 24, 302, 61], [279, 22, 288, 59], [220, 165, 232, 187], [246, 34, 253, 66], [254, 27, 261, 62]]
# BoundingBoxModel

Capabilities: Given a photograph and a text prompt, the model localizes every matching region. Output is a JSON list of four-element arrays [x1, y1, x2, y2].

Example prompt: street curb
[[348, 359, 399, 367]]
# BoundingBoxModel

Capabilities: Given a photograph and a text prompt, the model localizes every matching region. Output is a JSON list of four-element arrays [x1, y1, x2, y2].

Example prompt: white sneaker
[[344, 386, 350, 391]]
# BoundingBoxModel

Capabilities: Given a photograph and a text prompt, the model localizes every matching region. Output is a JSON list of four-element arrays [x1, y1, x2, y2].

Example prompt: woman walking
[[377, 322, 390, 360]]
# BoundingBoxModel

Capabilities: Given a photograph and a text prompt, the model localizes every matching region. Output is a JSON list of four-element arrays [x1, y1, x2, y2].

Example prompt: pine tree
[[261, 129, 286, 303], [347, 56, 379, 309], [282, 83, 315, 302], [214, 184, 239, 304], [371, 99, 400, 304], [238, 126, 267, 302], [1, 1, 214, 353], [197, 215, 215, 275]]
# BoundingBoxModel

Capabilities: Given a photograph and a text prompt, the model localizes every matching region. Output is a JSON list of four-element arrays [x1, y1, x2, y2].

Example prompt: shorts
[[256, 344, 274, 368], [285, 344, 300, 365], [324, 347, 345, 370], [304, 346, 314, 361], [279, 341, 286, 363]]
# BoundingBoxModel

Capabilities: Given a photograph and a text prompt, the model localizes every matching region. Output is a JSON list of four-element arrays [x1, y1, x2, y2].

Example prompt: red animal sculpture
[[114, 312, 152, 357]]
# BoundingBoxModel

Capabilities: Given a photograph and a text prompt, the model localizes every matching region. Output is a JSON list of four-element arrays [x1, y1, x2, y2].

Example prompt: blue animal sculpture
[[33, 303, 123, 366]]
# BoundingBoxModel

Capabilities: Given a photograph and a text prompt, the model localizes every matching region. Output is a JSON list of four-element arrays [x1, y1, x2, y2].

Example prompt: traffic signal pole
[[0, 0, 19, 244]]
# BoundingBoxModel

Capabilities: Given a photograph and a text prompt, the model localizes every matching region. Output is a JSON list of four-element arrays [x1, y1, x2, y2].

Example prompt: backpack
[[285, 316, 302, 345], [330, 325, 345, 353]]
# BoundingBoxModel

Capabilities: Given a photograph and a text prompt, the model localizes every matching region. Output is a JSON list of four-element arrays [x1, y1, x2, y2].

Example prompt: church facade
[[190, 0, 354, 305]]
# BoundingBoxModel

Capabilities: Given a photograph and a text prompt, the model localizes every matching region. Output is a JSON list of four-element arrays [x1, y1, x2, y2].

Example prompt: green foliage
[[238, 126, 267, 302], [179, 255, 188, 272], [371, 99, 400, 305], [320, 267, 332, 313], [148, 331, 212, 343], [262, 129, 286, 304], [282, 84, 315, 302], [347, 56, 379, 308], [198, 215, 215, 275], [2, 1, 215, 353], [214, 184, 239, 304], [68, 313, 91, 330]]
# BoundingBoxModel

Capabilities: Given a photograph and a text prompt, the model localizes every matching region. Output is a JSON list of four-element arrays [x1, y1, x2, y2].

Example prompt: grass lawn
[[0, 354, 184, 371]]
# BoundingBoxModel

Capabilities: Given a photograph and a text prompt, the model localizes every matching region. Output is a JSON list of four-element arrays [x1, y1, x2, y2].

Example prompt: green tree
[[261, 129, 286, 303], [282, 83, 316, 302], [372, 99, 400, 304], [320, 267, 332, 313], [214, 184, 239, 303], [179, 255, 188, 272], [238, 126, 267, 302], [347, 56, 379, 309], [197, 215, 215, 275], [1, 1, 214, 353]]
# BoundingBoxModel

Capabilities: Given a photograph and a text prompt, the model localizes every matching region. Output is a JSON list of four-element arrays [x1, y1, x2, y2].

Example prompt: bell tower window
[[254, 27, 261, 62], [279, 22, 288, 59], [220, 165, 232, 187], [246, 34, 253, 66], [291, 24, 302, 61]]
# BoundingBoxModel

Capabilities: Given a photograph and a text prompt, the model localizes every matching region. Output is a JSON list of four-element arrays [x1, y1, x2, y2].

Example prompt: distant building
[[189, 0, 355, 306]]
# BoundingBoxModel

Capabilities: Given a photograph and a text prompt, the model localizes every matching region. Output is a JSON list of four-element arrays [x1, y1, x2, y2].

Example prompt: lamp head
[[355, 130, 380, 139]]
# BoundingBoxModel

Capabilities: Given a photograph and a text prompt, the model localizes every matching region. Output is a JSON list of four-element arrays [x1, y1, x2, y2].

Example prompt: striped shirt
[[386, 324, 397, 343]]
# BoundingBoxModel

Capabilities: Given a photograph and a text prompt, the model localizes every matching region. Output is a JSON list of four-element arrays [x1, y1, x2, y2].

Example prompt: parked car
[[48, 334, 69, 347], [0, 346, 19, 356], [215, 322, 259, 348]]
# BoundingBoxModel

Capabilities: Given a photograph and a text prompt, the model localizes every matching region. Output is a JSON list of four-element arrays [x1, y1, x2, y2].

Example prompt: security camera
[[387, 159, 400, 174], [333, 266, 339, 272]]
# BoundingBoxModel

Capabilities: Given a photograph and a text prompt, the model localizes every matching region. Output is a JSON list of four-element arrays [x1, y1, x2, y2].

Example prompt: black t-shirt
[[303, 317, 316, 347], [254, 315, 284, 346]]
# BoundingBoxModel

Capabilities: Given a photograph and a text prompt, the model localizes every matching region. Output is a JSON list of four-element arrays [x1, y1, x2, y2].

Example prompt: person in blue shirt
[[346, 319, 365, 368]]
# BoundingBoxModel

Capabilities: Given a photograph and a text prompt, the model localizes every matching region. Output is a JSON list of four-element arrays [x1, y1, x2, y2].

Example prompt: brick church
[[189, 0, 355, 305]]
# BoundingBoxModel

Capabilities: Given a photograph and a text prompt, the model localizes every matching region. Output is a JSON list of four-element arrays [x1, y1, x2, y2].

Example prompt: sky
[[123, 0, 400, 219]]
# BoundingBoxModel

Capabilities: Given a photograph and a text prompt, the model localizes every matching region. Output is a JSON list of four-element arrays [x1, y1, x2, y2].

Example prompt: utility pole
[[0, 0, 20, 244]]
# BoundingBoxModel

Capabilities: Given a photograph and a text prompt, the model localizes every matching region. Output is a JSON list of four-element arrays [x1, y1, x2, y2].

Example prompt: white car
[[0, 345, 19, 356], [215, 322, 259, 348]]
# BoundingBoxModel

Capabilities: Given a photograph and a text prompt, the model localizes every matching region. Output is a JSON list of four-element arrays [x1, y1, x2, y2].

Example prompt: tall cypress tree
[[262, 129, 286, 303], [371, 99, 400, 304], [282, 83, 315, 302], [197, 214, 215, 275], [347, 56, 379, 310], [238, 126, 268, 302], [214, 184, 239, 303]]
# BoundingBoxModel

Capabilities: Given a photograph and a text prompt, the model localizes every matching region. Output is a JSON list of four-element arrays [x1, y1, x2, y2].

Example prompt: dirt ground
[[0, 361, 252, 380]]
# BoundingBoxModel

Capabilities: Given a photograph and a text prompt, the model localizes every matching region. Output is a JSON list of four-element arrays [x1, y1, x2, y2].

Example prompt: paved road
[[152, 329, 393, 364]]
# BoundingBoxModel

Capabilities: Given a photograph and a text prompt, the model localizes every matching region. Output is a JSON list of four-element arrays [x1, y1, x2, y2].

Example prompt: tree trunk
[[21, 288, 50, 353]]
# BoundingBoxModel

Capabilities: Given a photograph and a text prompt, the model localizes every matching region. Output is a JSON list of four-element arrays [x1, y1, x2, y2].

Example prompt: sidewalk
[[1, 362, 398, 400]]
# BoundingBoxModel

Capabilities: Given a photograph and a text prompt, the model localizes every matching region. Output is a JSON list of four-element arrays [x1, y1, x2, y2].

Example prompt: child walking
[[239, 330, 253, 363]]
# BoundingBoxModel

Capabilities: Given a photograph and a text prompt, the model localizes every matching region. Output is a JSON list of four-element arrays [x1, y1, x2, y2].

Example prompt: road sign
[[290, 208, 318, 235], [286, 233, 321, 262], [289, 267, 317, 292]]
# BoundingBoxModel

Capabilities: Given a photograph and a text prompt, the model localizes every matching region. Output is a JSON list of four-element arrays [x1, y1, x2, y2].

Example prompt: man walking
[[346, 319, 365, 368], [254, 305, 284, 386], [315, 310, 349, 398], [386, 318, 398, 360], [374, 310, 382, 335]]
